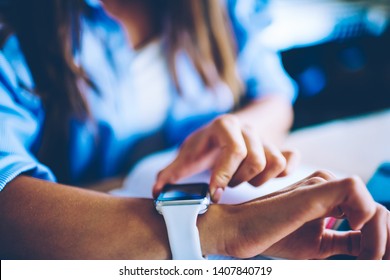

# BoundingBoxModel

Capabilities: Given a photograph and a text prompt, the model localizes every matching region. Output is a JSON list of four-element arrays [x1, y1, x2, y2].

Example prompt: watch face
[[158, 183, 209, 201]]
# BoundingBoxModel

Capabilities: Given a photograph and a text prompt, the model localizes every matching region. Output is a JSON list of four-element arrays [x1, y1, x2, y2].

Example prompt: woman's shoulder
[[228, 0, 272, 52], [0, 35, 42, 112], [1, 35, 22, 86]]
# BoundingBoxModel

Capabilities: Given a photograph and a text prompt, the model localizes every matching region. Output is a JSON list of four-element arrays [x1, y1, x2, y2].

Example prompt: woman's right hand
[[153, 114, 298, 202], [220, 171, 390, 260]]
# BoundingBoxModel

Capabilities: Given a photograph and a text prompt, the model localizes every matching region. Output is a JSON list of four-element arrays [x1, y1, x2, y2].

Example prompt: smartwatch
[[155, 183, 210, 260]]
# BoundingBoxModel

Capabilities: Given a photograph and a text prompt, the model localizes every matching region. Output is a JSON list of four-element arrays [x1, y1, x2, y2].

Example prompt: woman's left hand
[[153, 114, 298, 202]]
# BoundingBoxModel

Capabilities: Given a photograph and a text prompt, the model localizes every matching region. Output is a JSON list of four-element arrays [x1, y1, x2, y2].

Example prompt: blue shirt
[[0, 1, 296, 190]]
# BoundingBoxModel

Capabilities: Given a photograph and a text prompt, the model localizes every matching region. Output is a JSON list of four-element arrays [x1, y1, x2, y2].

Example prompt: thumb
[[320, 230, 361, 258], [152, 164, 178, 199], [152, 158, 195, 198]]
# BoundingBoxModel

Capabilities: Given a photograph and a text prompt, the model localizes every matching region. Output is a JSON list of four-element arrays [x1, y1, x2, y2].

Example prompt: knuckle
[[311, 170, 335, 180], [341, 176, 364, 191], [215, 114, 240, 129], [241, 124, 256, 136], [305, 177, 327, 185], [229, 145, 247, 159]]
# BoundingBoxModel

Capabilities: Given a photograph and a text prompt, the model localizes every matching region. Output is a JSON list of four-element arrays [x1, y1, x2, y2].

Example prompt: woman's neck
[[123, 16, 157, 50], [112, 2, 158, 50]]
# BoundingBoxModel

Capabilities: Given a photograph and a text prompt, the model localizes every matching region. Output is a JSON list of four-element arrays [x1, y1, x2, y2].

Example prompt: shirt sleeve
[[228, 0, 272, 52], [229, 0, 298, 103], [237, 36, 298, 103], [0, 55, 56, 191]]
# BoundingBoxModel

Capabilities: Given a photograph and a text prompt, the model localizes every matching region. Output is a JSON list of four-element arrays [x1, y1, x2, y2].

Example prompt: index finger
[[297, 176, 376, 230], [209, 132, 247, 202]]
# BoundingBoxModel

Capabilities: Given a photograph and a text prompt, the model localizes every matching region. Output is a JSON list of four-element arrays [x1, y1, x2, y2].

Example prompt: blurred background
[[258, 0, 390, 129]]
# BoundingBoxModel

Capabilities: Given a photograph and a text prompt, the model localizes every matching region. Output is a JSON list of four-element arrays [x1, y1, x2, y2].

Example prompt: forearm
[[0, 176, 227, 259], [3, 174, 381, 260], [234, 95, 294, 145], [0, 176, 170, 259]]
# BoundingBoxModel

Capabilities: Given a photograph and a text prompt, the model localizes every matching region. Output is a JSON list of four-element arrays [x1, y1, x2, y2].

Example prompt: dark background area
[[282, 26, 390, 130]]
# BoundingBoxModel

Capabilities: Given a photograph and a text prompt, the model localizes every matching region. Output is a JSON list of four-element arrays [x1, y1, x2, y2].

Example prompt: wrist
[[232, 97, 293, 145], [197, 204, 240, 257]]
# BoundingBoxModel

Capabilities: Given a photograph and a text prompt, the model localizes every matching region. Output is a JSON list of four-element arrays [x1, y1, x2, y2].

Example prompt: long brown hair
[[161, 0, 242, 100], [1, 0, 89, 181], [0, 0, 241, 182]]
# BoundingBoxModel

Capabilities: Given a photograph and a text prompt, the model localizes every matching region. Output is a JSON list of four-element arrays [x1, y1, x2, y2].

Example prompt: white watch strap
[[161, 204, 206, 260]]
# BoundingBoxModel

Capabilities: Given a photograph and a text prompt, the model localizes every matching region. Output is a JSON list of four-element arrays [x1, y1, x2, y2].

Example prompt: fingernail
[[212, 188, 224, 203]]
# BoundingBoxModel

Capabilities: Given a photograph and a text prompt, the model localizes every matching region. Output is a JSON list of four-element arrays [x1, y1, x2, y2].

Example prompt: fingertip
[[153, 169, 175, 197], [211, 187, 224, 203], [152, 183, 162, 199], [279, 151, 300, 177], [153, 171, 168, 198], [277, 170, 288, 178], [282, 149, 301, 162]]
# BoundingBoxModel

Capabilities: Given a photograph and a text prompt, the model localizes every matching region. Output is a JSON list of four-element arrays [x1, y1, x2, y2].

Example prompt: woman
[[0, 0, 388, 259], [0, 0, 296, 199]]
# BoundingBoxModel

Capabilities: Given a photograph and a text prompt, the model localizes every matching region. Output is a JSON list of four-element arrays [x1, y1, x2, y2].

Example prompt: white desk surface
[[284, 109, 390, 183]]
